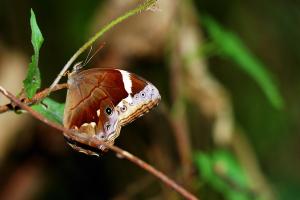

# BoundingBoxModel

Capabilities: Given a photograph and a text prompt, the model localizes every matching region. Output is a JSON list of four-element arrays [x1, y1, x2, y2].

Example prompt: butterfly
[[63, 67, 161, 155]]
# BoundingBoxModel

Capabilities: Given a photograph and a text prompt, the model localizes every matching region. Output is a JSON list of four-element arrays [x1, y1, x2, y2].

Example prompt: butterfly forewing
[[115, 71, 160, 126]]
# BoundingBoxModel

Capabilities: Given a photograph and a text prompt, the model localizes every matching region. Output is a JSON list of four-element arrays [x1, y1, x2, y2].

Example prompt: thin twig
[[49, 0, 158, 92], [25, 83, 68, 104], [0, 83, 68, 114], [0, 86, 199, 200]]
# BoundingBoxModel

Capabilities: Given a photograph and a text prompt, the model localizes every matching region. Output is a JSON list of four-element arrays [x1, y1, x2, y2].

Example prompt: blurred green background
[[0, 0, 299, 199]]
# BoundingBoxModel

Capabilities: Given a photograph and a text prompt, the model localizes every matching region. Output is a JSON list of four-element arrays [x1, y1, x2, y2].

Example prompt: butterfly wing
[[114, 70, 161, 126], [63, 68, 160, 153]]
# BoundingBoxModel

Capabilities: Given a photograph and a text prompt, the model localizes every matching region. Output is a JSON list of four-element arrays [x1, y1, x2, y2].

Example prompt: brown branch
[[27, 83, 68, 103], [0, 86, 199, 200], [0, 83, 68, 114]]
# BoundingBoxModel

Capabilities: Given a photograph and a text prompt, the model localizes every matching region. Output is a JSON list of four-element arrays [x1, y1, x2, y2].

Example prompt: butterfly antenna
[[84, 42, 106, 66], [83, 46, 93, 66]]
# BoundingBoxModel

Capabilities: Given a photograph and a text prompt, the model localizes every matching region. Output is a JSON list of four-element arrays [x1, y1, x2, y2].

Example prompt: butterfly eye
[[121, 105, 127, 112], [105, 107, 113, 116], [140, 92, 146, 98], [100, 135, 106, 139], [134, 94, 139, 101]]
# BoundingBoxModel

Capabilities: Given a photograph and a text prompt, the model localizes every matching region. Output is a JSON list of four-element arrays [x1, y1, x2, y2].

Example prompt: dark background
[[0, 0, 299, 199]]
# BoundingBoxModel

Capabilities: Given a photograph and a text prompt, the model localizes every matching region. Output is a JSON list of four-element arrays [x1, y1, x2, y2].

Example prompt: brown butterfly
[[63, 67, 161, 155]]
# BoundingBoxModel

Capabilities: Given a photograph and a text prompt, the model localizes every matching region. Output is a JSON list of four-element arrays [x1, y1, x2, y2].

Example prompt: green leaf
[[32, 98, 65, 124], [202, 15, 284, 109], [195, 150, 256, 200], [23, 9, 44, 98]]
